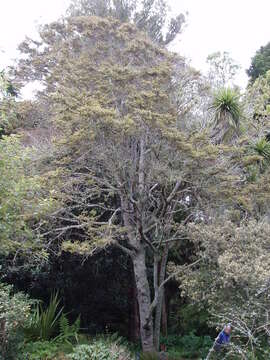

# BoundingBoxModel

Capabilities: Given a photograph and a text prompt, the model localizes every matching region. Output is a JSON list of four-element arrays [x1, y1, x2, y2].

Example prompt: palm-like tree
[[252, 138, 270, 167], [210, 88, 242, 143]]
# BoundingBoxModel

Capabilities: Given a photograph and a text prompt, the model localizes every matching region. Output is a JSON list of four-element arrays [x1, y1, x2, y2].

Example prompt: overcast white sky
[[0, 0, 270, 92]]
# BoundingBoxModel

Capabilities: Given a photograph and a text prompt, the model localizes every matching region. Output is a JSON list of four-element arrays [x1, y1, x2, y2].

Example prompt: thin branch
[[167, 180, 181, 203], [139, 224, 158, 254]]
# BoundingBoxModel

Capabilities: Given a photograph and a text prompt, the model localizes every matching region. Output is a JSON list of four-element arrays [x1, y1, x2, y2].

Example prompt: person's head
[[224, 324, 232, 335]]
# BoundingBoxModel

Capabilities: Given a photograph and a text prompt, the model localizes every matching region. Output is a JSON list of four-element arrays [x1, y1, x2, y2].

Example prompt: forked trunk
[[132, 248, 154, 352]]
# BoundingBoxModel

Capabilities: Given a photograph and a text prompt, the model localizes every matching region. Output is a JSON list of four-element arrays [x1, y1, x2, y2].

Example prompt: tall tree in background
[[0, 73, 57, 262], [206, 51, 240, 90], [245, 69, 270, 129], [67, 0, 186, 45], [0, 71, 18, 135], [247, 42, 270, 83]]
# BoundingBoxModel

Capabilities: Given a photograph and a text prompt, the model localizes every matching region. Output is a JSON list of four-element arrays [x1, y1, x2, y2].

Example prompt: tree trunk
[[161, 292, 168, 337], [132, 247, 154, 352], [154, 246, 169, 350], [133, 290, 140, 342], [129, 270, 140, 342], [154, 286, 164, 350]]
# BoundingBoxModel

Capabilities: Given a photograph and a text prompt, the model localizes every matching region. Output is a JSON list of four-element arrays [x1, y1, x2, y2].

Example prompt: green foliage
[[0, 71, 18, 135], [252, 138, 270, 164], [0, 283, 33, 359], [247, 42, 270, 82], [160, 333, 212, 359], [22, 340, 59, 360], [24, 292, 63, 341], [68, 343, 110, 360], [140, 352, 159, 360], [0, 135, 54, 257], [0, 70, 17, 98], [210, 88, 242, 143], [211, 88, 242, 127], [245, 69, 270, 125], [166, 351, 182, 360], [21, 297, 81, 359], [178, 220, 270, 357], [168, 302, 210, 336], [55, 314, 81, 344], [141, 351, 202, 360], [178, 332, 212, 358], [246, 165, 258, 182], [68, 336, 131, 360]]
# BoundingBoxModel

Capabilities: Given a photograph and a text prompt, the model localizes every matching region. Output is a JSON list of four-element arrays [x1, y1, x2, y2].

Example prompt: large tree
[[15, 14, 242, 352]]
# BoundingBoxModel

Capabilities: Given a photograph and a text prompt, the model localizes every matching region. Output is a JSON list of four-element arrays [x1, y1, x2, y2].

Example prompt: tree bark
[[161, 291, 168, 337], [129, 270, 140, 342], [133, 289, 140, 342], [154, 287, 164, 350], [132, 247, 154, 352], [154, 246, 169, 350]]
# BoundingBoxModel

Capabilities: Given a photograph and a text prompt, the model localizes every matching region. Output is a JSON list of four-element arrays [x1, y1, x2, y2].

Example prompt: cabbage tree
[[210, 88, 242, 143]]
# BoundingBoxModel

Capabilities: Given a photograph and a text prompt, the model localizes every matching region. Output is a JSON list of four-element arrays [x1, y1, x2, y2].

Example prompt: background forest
[[1, 0, 270, 359]]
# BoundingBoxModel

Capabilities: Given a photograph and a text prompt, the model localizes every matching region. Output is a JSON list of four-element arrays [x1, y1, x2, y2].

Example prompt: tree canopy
[[67, 0, 186, 45], [247, 42, 270, 82]]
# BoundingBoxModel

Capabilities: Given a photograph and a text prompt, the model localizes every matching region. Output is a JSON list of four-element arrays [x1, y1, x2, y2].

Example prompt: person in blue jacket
[[214, 324, 231, 352]]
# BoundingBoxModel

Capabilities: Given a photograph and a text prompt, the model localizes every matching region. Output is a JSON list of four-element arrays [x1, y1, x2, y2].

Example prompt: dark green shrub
[[23, 292, 63, 341], [180, 332, 212, 358], [21, 341, 59, 360], [168, 303, 210, 336], [160, 334, 182, 348], [140, 352, 159, 360], [55, 313, 81, 344], [160, 332, 213, 359], [24, 292, 80, 346], [167, 350, 183, 360]]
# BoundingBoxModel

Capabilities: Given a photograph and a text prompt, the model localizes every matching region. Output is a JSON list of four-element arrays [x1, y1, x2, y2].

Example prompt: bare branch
[[167, 180, 181, 203]]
